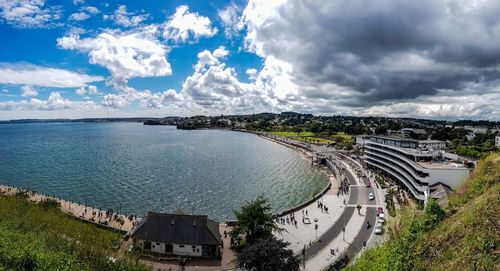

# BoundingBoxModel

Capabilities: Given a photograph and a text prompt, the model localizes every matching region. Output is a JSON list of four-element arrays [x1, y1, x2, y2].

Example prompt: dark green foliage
[[231, 195, 283, 247], [237, 237, 299, 271], [422, 199, 446, 231], [39, 198, 60, 209]]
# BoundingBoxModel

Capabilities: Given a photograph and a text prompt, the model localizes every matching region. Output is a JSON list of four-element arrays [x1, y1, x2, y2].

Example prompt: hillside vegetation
[[344, 152, 500, 271], [0, 194, 149, 271]]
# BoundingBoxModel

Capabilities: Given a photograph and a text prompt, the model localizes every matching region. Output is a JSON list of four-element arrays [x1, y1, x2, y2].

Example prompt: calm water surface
[[0, 123, 329, 221]]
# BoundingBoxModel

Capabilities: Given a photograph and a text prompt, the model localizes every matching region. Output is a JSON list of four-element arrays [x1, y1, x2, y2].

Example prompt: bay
[[0, 122, 329, 221]]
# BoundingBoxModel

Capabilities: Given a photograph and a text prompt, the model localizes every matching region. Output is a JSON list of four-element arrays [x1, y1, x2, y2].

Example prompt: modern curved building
[[362, 136, 470, 201]]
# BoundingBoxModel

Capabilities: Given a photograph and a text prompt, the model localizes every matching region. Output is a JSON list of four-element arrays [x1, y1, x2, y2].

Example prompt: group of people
[[317, 199, 329, 213], [337, 178, 350, 197], [277, 212, 298, 227]]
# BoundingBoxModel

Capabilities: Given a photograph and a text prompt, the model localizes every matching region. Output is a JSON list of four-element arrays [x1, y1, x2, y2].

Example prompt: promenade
[[274, 149, 383, 271]]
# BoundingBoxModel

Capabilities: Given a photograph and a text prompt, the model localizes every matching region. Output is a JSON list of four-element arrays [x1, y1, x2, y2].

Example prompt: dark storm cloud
[[247, 0, 500, 104]]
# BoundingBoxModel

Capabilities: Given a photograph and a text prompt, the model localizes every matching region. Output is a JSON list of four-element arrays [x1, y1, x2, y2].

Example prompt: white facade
[[496, 136, 500, 148], [418, 140, 446, 150], [173, 244, 203, 257], [135, 240, 203, 257], [364, 138, 470, 201]]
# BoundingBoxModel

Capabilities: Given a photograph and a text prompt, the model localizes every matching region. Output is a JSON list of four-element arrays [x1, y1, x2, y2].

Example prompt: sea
[[0, 122, 329, 221]]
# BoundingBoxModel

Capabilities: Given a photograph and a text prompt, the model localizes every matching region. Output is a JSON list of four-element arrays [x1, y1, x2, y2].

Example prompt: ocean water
[[0, 122, 329, 221]]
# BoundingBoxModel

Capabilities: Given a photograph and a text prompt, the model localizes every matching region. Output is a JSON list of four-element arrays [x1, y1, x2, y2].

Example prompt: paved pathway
[[290, 154, 385, 271], [275, 179, 349, 254], [304, 206, 370, 271]]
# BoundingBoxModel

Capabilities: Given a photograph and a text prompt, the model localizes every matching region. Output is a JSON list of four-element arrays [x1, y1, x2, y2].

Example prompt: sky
[[1, 0, 500, 120]]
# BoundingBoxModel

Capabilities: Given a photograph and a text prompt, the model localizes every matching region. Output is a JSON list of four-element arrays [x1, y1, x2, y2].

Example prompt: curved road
[[303, 157, 380, 269], [304, 207, 355, 260]]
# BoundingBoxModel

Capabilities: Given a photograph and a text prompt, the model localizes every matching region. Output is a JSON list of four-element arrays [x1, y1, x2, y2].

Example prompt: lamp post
[[343, 201, 346, 241]]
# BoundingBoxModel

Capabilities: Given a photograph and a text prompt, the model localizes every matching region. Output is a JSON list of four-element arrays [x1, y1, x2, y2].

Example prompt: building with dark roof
[[130, 212, 222, 258]]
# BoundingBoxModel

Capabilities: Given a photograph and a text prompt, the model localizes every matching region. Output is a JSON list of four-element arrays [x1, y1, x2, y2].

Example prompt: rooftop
[[416, 160, 467, 169], [130, 212, 222, 246]]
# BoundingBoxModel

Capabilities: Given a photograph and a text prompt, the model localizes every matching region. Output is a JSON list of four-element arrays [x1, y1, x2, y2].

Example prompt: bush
[[39, 198, 60, 209]]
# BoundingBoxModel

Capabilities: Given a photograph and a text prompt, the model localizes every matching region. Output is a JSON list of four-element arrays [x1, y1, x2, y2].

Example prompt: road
[[345, 207, 376, 259], [348, 186, 376, 206], [304, 207, 355, 260]]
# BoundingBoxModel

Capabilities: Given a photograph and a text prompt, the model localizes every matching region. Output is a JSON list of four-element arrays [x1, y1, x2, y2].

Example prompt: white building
[[466, 131, 476, 141], [363, 136, 470, 202], [418, 140, 446, 150], [463, 126, 488, 134], [496, 135, 500, 148], [131, 212, 222, 258]]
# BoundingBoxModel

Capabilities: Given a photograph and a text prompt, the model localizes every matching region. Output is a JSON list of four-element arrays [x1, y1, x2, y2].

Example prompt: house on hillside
[[130, 212, 222, 258]]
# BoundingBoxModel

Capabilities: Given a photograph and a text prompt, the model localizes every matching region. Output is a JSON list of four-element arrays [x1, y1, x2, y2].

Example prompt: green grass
[[0, 194, 150, 271], [270, 131, 335, 143], [343, 152, 500, 271]]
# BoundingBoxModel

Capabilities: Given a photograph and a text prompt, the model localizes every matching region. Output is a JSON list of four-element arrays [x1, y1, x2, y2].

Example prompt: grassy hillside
[[344, 152, 500, 271], [0, 193, 149, 271]]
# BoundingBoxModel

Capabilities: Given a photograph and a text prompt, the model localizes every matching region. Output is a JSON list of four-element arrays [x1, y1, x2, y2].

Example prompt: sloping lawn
[[0, 194, 149, 271]]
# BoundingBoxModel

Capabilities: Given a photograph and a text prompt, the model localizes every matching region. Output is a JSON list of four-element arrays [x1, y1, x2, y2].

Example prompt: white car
[[368, 192, 375, 200], [377, 213, 385, 224], [374, 222, 383, 235]]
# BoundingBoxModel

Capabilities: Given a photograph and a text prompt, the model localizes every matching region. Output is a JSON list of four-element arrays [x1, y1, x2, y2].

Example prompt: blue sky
[[1, 0, 500, 120]]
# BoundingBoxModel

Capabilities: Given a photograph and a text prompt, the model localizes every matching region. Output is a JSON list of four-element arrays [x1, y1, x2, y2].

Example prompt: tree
[[238, 237, 299, 271], [423, 199, 446, 231], [231, 196, 283, 247]]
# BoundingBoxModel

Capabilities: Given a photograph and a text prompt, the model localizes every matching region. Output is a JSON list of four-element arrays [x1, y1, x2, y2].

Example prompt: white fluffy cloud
[[69, 6, 99, 21], [57, 27, 172, 89], [20, 85, 37, 96], [0, 63, 103, 88], [176, 46, 299, 114], [218, 3, 242, 37], [0, 0, 62, 28], [103, 5, 148, 28], [69, 12, 89, 21], [102, 93, 129, 109], [75, 85, 97, 95], [163, 5, 218, 43]]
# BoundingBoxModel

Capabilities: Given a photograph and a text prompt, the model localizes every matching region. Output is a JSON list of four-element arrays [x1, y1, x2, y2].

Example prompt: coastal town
[[1, 112, 497, 270], [1, 0, 500, 269]]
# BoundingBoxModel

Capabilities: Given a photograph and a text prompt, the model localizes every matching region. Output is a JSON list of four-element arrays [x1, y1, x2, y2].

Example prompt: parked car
[[374, 223, 383, 235], [376, 207, 384, 216], [368, 192, 375, 200], [377, 213, 385, 224]]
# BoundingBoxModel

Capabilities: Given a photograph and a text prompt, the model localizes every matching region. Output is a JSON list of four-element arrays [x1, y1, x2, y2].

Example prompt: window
[[156, 243, 160, 245], [192, 245, 196, 249], [179, 245, 184, 248]]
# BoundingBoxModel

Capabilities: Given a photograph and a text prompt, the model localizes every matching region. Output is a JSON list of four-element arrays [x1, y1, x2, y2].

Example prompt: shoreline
[[0, 126, 335, 225], [230, 128, 339, 219]]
